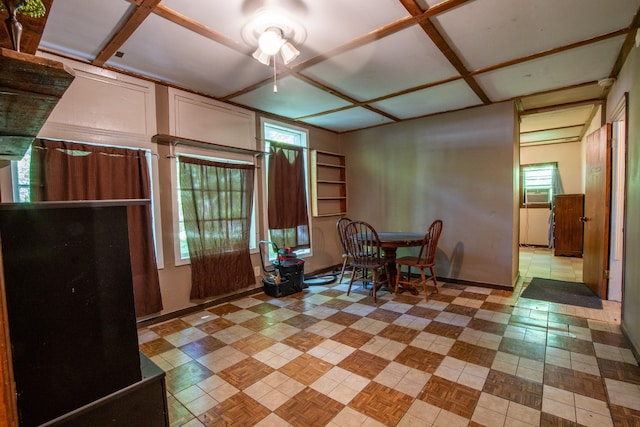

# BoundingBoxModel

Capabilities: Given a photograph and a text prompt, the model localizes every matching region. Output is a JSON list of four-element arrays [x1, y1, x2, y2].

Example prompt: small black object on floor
[[521, 277, 603, 309]]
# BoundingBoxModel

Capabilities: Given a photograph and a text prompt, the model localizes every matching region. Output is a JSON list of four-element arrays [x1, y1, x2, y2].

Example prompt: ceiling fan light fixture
[[280, 41, 299, 64], [252, 48, 271, 65], [258, 27, 285, 55]]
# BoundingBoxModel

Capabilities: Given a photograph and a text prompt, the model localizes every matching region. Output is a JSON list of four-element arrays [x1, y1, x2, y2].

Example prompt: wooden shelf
[[152, 134, 265, 157], [310, 150, 347, 217], [0, 48, 75, 160]]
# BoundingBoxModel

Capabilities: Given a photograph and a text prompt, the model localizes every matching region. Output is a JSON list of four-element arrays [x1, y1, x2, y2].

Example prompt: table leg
[[382, 248, 419, 295]]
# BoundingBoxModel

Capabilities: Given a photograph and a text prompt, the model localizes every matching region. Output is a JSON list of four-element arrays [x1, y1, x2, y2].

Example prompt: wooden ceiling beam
[[472, 28, 629, 76], [93, 0, 162, 67], [153, 5, 252, 54], [609, 5, 640, 79], [521, 98, 603, 116], [399, 0, 491, 104]]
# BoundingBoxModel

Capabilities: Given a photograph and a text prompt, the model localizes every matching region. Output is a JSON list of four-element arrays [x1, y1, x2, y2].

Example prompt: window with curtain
[[520, 162, 560, 208], [28, 139, 163, 318], [175, 155, 257, 262], [178, 156, 255, 300], [264, 121, 310, 252]]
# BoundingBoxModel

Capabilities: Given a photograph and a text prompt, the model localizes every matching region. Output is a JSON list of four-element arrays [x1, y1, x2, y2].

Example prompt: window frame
[[260, 118, 311, 259], [519, 162, 557, 209]]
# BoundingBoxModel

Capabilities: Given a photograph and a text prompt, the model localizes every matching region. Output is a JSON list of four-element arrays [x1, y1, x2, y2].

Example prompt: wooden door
[[583, 125, 612, 298], [553, 194, 584, 257]]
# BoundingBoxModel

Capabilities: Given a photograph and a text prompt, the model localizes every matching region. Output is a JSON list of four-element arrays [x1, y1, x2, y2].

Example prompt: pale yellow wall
[[341, 102, 519, 288]]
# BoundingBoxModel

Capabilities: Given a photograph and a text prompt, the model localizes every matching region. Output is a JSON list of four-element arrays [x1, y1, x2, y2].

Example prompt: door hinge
[[604, 270, 610, 279]]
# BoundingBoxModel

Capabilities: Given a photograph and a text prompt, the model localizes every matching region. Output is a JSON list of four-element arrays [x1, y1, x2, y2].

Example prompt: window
[[263, 120, 310, 257], [11, 143, 164, 268], [12, 146, 32, 202], [175, 155, 257, 263], [520, 162, 557, 208]]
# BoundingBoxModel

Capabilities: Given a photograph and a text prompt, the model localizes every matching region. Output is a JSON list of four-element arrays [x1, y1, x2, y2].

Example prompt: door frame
[[583, 123, 612, 298]]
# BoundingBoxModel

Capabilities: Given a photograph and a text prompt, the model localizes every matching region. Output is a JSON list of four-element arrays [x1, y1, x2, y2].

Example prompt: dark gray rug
[[521, 278, 603, 309]]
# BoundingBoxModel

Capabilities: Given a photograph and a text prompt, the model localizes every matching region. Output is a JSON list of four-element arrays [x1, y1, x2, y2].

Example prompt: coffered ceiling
[[2, 0, 639, 145]]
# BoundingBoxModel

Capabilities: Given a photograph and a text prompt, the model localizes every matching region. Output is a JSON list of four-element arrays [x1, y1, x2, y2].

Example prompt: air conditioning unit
[[525, 188, 550, 204]]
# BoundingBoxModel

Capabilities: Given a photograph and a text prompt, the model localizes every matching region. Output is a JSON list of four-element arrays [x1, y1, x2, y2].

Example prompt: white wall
[[607, 35, 640, 354], [341, 102, 519, 288], [519, 140, 585, 246]]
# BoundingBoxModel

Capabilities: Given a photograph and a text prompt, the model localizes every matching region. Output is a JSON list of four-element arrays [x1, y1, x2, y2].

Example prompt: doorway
[[608, 95, 627, 301]]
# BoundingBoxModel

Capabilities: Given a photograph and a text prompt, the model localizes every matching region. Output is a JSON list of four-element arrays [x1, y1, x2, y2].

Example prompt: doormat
[[520, 278, 602, 309]]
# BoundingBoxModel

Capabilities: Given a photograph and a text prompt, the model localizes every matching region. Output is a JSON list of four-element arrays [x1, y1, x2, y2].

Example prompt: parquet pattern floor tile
[[138, 257, 634, 426], [348, 381, 413, 425]]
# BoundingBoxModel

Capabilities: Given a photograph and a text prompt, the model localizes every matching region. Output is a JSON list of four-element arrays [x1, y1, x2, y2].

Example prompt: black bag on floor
[[258, 241, 305, 297]]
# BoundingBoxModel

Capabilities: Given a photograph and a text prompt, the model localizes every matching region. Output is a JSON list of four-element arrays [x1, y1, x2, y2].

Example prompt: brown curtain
[[267, 143, 310, 250], [30, 139, 163, 317], [179, 156, 255, 300]]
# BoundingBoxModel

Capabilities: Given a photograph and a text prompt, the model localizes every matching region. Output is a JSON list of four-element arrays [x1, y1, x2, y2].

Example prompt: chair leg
[[347, 266, 358, 296], [339, 257, 348, 283], [430, 267, 439, 294], [420, 268, 429, 301], [371, 269, 378, 302], [395, 264, 402, 294]]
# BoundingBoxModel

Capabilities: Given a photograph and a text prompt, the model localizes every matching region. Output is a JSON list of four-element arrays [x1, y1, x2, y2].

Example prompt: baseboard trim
[[136, 287, 263, 329], [137, 265, 342, 328], [621, 321, 640, 365]]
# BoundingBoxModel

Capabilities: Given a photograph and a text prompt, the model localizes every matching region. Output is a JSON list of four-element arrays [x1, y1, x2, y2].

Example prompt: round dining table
[[376, 231, 425, 295]]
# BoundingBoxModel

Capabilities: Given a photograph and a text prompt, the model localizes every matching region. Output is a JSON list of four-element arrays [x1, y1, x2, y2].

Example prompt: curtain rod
[[255, 137, 309, 151]]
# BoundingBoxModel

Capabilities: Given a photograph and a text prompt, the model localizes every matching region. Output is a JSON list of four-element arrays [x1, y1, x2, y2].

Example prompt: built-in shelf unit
[[310, 150, 347, 217]]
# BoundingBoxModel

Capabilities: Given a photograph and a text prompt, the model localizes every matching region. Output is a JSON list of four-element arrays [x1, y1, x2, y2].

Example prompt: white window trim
[[260, 118, 312, 259]]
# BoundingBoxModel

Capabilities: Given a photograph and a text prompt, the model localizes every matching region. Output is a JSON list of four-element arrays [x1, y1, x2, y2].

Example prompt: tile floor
[[138, 247, 639, 426]]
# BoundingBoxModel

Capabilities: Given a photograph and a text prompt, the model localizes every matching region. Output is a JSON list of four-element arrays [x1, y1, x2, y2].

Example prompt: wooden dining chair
[[395, 220, 443, 300], [336, 216, 353, 283], [344, 220, 389, 302]]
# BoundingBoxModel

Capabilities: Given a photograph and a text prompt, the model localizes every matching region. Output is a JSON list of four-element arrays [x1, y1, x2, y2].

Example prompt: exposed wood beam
[[399, 0, 491, 104], [520, 124, 584, 136], [472, 28, 629, 76], [520, 138, 581, 147], [294, 16, 417, 71], [609, 5, 640, 78], [93, 0, 162, 67], [521, 98, 604, 115], [153, 4, 252, 54]]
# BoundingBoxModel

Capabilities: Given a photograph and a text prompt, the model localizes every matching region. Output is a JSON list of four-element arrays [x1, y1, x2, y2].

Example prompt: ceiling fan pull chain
[[273, 59, 278, 93]]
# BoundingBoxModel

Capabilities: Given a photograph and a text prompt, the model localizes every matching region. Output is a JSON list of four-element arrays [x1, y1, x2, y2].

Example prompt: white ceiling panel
[[229, 75, 352, 119], [299, 107, 395, 132], [430, 0, 640, 70], [24, 1, 637, 136], [40, 0, 133, 61], [371, 80, 482, 119], [520, 105, 594, 133], [105, 14, 270, 97], [476, 36, 626, 102], [302, 26, 458, 100]]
